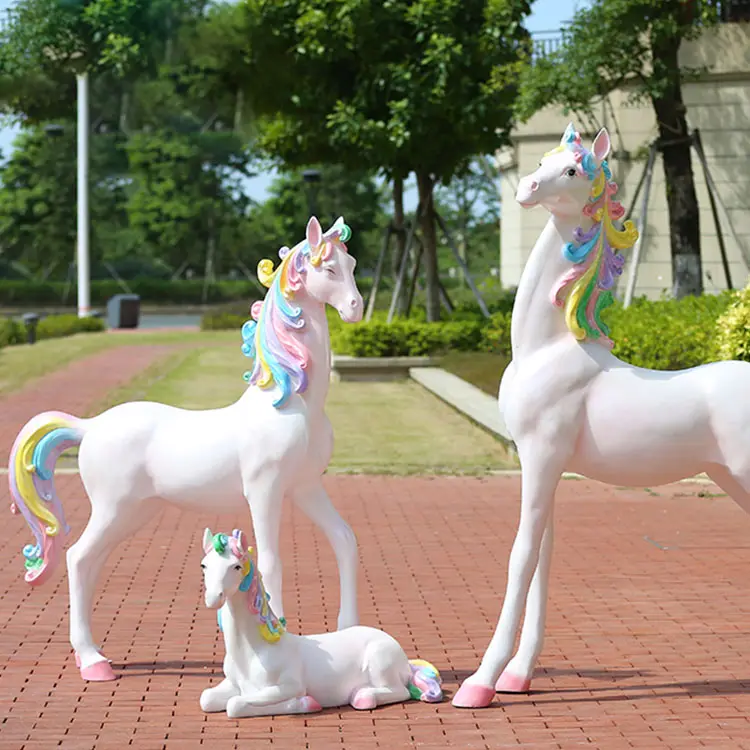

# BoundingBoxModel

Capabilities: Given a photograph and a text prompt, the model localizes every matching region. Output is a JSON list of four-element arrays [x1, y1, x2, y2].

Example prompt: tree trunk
[[416, 171, 440, 322], [391, 175, 406, 278], [651, 40, 702, 298]]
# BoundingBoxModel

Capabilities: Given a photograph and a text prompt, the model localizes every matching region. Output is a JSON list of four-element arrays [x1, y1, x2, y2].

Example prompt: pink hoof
[[495, 672, 532, 694], [451, 682, 495, 709], [301, 695, 322, 713], [351, 690, 377, 710], [80, 660, 117, 682]]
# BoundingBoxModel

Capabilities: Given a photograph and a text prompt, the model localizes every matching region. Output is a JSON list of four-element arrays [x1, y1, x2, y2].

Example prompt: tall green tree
[[515, 0, 722, 299], [0, 124, 128, 277], [242, 0, 531, 321], [247, 165, 387, 267]]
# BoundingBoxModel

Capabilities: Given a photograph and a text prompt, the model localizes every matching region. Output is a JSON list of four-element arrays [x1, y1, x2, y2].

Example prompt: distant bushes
[[0, 313, 105, 351]]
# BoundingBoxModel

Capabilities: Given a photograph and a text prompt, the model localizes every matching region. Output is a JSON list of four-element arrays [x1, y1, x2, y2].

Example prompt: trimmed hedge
[[0, 314, 105, 350], [200, 290, 741, 370]]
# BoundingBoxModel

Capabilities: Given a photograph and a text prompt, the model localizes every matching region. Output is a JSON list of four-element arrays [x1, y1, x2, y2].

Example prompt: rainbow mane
[[550, 134, 638, 348], [211, 531, 287, 644], [241, 218, 351, 408]]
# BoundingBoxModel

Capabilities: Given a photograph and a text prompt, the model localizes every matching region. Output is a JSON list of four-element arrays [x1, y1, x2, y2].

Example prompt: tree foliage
[[516, 0, 721, 298], [242, 0, 530, 320]]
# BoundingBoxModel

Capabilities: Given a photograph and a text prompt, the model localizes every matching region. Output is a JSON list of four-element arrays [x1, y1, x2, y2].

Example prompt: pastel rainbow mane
[[211, 531, 287, 644], [241, 218, 351, 408], [549, 130, 639, 348]]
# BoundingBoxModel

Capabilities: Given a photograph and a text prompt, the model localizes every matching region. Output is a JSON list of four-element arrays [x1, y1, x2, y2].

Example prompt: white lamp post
[[76, 71, 90, 318]]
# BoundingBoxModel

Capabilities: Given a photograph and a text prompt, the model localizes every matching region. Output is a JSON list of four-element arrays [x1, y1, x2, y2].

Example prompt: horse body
[[453, 124, 750, 709], [10, 216, 361, 682], [199, 529, 443, 718]]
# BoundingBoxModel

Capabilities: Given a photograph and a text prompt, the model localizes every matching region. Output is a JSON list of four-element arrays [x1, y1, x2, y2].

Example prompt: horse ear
[[231, 529, 247, 555], [592, 128, 611, 164], [202, 528, 213, 554], [306, 216, 322, 248], [561, 122, 576, 145]]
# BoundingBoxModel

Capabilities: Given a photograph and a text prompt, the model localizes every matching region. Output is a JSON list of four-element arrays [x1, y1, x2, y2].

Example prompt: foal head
[[241, 215, 362, 407], [201, 528, 286, 643], [516, 123, 610, 218]]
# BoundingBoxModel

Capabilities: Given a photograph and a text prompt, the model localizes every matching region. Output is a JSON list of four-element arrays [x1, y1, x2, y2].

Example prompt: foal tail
[[9, 411, 85, 586], [407, 659, 443, 703]]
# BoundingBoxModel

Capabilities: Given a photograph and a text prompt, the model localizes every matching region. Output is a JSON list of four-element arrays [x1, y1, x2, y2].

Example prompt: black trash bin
[[21, 313, 40, 344], [107, 294, 141, 329]]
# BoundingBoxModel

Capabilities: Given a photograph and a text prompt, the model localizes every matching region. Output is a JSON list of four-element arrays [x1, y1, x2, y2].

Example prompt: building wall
[[498, 23, 750, 298]]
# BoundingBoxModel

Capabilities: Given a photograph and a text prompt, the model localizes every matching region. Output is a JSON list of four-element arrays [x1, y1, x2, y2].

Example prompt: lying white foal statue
[[199, 528, 443, 717], [454, 123, 750, 708]]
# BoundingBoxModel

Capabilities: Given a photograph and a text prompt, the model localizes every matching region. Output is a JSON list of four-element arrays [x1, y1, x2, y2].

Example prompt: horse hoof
[[301, 695, 322, 712], [451, 682, 495, 708], [495, 672, 532, 694], [80, 660, 117, 682], [351, 690, 377, 710]]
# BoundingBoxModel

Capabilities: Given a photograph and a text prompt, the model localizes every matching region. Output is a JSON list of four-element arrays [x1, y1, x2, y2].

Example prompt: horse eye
[[566, 168, 577, 177], [325, 267, 336, 276], [234, 565, 242, 571]]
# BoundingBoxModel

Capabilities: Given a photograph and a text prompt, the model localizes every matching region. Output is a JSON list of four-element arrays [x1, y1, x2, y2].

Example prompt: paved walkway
[[0, 344, 177, 464], [2, 474, 750, 749]]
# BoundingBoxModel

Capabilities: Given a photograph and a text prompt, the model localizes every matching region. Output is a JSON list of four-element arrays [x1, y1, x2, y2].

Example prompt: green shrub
[[201, 312, 249, 331], [605, 293, 732, 370], [479, 312, 511, 355], [36, 314, 105, 341], [0, 317, 23, 348], [715, 286, 750, 361]]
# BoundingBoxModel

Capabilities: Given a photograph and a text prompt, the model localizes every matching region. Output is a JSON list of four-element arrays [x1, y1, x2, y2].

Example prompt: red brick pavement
[[2, 475, 750, 749], [0, 345, 177, 465]]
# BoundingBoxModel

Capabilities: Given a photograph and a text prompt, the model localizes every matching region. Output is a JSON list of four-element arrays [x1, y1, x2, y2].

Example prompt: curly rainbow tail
[[9, 411, 85, 586], [407, 659, 443, 703]]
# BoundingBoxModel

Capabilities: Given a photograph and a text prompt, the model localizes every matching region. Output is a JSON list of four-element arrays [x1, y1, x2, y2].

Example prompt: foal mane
[[241, 218, 351, 407], [550, 133, 639, 348], [212, 531, 287, 644]]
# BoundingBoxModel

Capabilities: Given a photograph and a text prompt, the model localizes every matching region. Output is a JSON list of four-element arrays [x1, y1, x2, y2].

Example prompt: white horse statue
[[199, 527, 443, 717], [453, 123, 750, 708], [9, 216, 363, 682]]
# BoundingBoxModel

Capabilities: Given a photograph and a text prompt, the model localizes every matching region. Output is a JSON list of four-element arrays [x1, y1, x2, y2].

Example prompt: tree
[[515, 0, 721, 299], [242, 0, 531, 320], [247, 165, 387, 268], [434, 156, 500, 275], [0, 124, 128, 277]]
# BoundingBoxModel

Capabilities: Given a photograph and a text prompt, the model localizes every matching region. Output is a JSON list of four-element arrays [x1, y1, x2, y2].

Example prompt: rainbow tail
[[407, 659, 443, 703], [9, 412, 85, 586]]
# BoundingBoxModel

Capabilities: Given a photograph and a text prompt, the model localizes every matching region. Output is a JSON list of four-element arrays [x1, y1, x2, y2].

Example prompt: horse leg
[[67, 497, 159, 681], [351, 641, 411, 710], [452, 450, 562, 708], [246, 476, 285, 619], [200, 678, 240, 712], [226, 685, 321, 718], [706, 465, 750, 512], [495, 507, 555, 694], [292, 481, 359, 629]]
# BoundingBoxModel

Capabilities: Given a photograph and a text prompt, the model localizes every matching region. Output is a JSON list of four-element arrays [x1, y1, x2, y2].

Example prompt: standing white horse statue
[[199, 527, 443, 717], [9, 216, 363, 682], [454, 123, 750, 708]]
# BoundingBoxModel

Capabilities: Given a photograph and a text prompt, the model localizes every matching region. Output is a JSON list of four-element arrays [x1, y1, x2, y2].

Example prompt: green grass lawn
[[99, 343, 516, 474], [0, 329, 236, 398], [439, 351, 510, 397]]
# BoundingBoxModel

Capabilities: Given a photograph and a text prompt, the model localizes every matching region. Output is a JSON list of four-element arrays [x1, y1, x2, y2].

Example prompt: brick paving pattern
[[2, 474, 750, 749], [0, 345, 177, 465]]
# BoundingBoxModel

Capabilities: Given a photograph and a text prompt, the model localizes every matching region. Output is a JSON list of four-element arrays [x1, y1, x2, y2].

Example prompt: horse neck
[[223, 589, 267, 655], [511, 211, 589, 358], [297, 292, 331, 413]]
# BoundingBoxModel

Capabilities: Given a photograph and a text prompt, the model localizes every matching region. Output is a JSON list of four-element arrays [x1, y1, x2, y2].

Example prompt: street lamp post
[[302, 169, 322, 218], [76, 72, 90, 318]]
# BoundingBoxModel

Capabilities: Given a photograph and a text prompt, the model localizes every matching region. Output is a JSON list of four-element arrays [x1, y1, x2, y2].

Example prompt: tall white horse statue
[[199, 527, 443, 717], [9, 216, 363, 682], [453, 123, 750, 708]]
